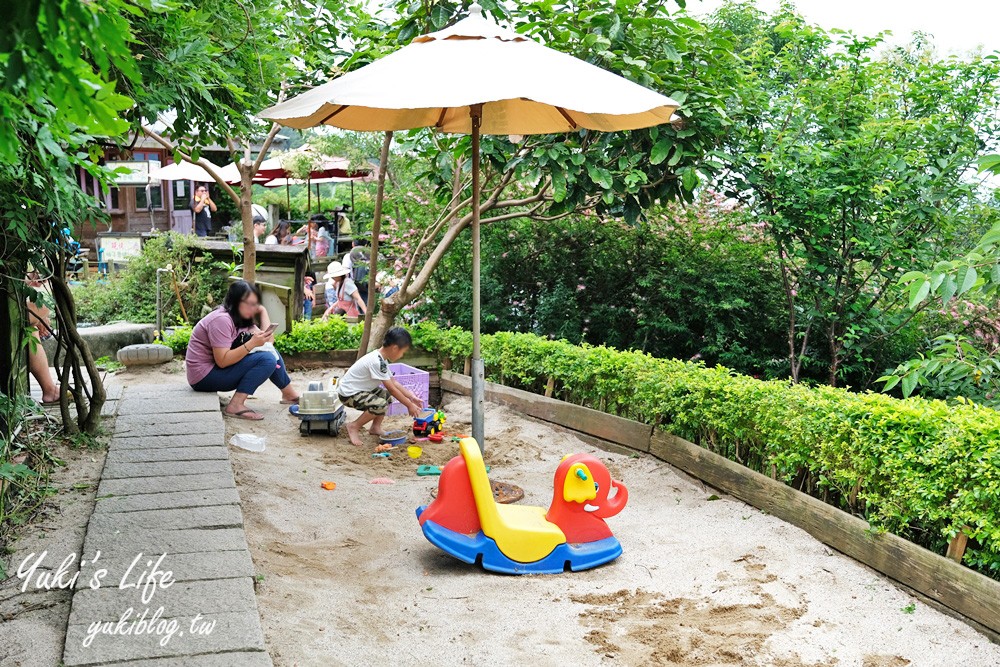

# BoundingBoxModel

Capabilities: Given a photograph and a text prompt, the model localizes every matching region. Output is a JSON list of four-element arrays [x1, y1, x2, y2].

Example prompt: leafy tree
[[331, 0, 740, 348], [125, 0, 341, 280], [0, 0, 148, 434], [419, 197, 790, 375], [711, 2, 1000, 385], [882, 157, 1000, 402]]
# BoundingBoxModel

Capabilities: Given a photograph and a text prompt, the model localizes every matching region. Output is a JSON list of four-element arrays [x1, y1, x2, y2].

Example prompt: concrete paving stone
[[68, 577, 258, 625], [87, 505, 244, 533], [63, 610, 267, 666], [117, 392, 202, 406], [101, 459, 233, 480], [83, 528, 249, 558], [110, 434, 226, 450], [115, 411, 222, 429], [98, 472, 236, 498], [76, 550, 256, 589], [96, 650, 273, 667], [117, 396, 221, 414], [95, 488, 242, 514], [112, 421, 223, 438], [106, 446, 230, 465]]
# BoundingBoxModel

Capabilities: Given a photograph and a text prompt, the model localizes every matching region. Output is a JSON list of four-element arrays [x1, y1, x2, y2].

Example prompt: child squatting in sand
[[337, 327, 423, 446]]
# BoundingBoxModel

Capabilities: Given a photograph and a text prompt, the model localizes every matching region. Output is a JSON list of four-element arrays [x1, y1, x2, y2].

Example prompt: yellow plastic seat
[[459, 438, 566, 563]]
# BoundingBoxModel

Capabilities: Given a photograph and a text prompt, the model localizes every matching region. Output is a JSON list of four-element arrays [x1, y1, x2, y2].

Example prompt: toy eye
[[594, 482, 599, 492]]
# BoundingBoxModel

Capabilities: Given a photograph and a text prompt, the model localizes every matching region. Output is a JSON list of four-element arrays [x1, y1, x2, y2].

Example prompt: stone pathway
[[62, 382, 271, 666]]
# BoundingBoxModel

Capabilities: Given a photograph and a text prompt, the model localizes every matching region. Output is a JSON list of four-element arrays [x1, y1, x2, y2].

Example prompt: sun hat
[[323, 261, 350, 280]]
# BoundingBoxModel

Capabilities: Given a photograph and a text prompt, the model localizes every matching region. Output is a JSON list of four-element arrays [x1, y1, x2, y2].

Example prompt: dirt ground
[[224, 366, 1000, 667]]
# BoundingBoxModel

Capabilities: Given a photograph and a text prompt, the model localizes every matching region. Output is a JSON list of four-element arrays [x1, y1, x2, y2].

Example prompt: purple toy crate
[[383, 362, 429, 416]]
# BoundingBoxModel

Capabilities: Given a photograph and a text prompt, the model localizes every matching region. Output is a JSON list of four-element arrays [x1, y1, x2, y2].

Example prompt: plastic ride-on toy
[[412, 408, 445, 438], [416, 438, 628, 574], [288, 380, 346, 436]]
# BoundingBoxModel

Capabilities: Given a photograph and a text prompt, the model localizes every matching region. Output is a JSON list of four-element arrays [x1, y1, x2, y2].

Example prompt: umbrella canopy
[[262, 174, 375, 187], [259, 6, 678, 134], [148, 161, 222, 182], [259, 3, 681, 449], [226, 150, 371, 182]]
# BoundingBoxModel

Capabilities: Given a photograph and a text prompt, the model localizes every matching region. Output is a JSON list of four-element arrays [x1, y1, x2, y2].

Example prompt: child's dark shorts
[[339, 387, 391, 415]]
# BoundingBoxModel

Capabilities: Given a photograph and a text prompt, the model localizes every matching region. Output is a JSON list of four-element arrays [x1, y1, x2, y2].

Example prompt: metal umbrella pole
[[470, 104, 485, 451]]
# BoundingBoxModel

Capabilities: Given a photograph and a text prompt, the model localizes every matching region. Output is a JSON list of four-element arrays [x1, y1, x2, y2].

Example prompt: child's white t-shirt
[[338, 350, 393, 396]]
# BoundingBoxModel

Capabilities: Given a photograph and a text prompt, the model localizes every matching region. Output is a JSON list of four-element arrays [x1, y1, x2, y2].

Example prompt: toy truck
[[412, 408, 446, 437], [289, 379, 347, 436]]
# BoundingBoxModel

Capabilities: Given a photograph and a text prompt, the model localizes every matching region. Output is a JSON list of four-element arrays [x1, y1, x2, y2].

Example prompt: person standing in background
[[191, 184, 217, 237]]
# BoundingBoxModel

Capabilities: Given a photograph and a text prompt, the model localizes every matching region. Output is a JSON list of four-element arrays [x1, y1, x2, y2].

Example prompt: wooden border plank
[[649, 431, 1000, 637], [441, 371, 651, 451]]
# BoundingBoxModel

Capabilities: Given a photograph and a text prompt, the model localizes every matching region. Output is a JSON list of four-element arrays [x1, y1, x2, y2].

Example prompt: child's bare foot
[[345, 421, 364, 446], [369, 428, 387, 436]]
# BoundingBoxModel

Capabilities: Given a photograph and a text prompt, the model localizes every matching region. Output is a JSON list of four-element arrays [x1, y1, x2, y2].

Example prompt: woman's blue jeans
[[191, 351, 291, 396]]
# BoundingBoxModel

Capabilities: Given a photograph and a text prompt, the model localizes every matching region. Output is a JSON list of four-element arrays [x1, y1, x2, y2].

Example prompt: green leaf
[[650, 139, 673, 165], [957, 266, 978, 296], [908, 280, 930, 309]]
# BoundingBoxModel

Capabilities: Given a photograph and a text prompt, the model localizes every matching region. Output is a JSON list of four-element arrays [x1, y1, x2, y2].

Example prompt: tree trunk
[[828, 325, 841, 388], [0, 279, 27, 440], [49, 266, 105, 434], [368, 301, 400, 355], [240, 168, 256, 282], [357, 131, 394, 359]]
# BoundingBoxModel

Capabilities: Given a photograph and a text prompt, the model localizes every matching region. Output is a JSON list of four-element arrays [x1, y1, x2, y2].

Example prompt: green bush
[[73, 233, 230, 327], [273, 317, 362, 355], [413, 322, 1000, 579], [150, 318, 364, 356], [157, 325, 193, 354]]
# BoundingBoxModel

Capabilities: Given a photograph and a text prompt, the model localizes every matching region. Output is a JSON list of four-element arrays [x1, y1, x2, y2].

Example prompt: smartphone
[[261, 324, 279, 336]]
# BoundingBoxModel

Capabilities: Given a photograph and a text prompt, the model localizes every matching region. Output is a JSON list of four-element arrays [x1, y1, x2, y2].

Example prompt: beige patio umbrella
[[259, 3, 680, 449]]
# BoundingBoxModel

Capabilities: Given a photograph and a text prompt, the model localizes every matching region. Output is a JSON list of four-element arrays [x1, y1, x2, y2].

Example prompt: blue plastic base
[[415, 506, 622, 575]]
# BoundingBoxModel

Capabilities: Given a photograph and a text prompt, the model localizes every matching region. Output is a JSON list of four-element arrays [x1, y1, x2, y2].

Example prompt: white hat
[[323, 261, 349, 280]]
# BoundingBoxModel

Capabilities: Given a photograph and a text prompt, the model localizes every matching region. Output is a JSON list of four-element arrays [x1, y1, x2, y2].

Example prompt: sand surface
[[214, 367, 1000, 666]]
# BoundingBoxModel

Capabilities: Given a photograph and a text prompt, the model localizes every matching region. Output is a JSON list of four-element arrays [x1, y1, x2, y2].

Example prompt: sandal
[[225, 408, 264, 421], [279, 397, 300, 405]]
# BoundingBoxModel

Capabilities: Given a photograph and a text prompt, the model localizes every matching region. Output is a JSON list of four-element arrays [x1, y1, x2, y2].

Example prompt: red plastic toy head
[[545, 453, 628, 544]]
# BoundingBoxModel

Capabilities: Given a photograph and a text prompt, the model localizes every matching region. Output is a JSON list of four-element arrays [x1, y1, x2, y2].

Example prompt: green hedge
[[408, 322, 1000, 579], [156, 318, 361, 356]]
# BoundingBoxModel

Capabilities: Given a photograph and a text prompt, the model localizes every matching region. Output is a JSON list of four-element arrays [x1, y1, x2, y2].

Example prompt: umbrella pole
[[470, 104, 485, 451], [285, 182, 290, 217], [351, 180, 355, 212], [307, 178, 312, 212], [357, 131, 393, 359], [317, 182, 322, 212]]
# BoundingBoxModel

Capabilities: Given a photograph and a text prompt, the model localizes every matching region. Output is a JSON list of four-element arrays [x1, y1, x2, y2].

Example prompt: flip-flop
[[280, 397, 300, 405], [225, 408, 264, 421], [40, 399, 61, 406]]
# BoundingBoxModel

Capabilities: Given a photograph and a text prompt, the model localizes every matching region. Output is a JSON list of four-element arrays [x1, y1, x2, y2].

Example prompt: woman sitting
[[321, 261, 367, 319], [185, 280, 299, 420]]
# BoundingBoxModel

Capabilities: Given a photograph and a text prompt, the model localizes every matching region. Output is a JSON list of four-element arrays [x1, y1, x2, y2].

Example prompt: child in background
[[302, 275, 315, 320], [338, 327, 423, 446]]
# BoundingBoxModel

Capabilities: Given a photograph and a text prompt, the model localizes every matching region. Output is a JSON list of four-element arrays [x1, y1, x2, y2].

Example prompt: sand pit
[[221, 367, 999, 666]]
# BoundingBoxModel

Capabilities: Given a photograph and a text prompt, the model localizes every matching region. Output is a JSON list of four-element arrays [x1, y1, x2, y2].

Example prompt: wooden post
[[463, 357, 471, 376], [544, 376, 555, 398], [946, 527, 970, 563], [441, 357, 453, 371]]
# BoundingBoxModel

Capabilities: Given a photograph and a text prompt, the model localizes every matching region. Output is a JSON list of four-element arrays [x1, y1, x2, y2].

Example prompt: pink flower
[[790, 289, 798, 297], [577, 284, 586, 291]]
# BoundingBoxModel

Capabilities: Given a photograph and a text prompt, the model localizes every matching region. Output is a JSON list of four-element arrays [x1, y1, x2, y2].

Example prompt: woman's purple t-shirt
[[185, 307, 250, 385]]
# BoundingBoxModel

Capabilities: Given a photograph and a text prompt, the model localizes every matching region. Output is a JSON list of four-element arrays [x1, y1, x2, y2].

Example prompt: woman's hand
[[247, 331, 269, 349]]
